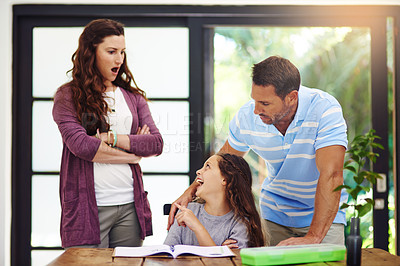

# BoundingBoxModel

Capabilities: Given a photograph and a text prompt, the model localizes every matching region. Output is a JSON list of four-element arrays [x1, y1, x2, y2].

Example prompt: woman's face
[[95, 35, 126, 88], [195, 155, 226, 199]]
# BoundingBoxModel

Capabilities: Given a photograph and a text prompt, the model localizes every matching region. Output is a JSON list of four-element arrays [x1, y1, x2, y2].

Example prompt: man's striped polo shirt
[[228, 85, 348, 228]]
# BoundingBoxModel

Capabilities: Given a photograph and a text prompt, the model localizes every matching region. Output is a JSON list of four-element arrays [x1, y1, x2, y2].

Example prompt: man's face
[[251, 84, 296, 125]]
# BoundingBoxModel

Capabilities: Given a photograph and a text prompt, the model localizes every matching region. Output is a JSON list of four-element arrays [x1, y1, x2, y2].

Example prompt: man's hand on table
[[276, 235, 321, 246]]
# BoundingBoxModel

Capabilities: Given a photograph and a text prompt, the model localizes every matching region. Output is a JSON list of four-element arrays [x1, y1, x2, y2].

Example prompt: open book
[[113, 244, 235, 259]]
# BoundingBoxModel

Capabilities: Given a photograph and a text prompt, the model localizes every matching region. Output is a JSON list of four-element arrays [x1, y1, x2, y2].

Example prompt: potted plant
[[334, 129, 384, 266]]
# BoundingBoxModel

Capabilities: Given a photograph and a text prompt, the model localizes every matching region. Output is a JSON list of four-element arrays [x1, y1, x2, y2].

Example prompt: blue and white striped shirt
[[228, 86, 348, 227]]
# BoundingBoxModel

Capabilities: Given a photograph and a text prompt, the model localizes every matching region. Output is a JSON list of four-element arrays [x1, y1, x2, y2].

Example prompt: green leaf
[[369, 154, 377, 164], [345, 188, 353, 196], [354, 174, 364, 184], [340, 203, 350, 209], [367, 172, 382, 184], [359, 171, 369, 178], [350, 154, 360, 163], [352, 135, 364, 143], [344, 165, 357, 174], [357, 203, 372, 217], [366, 173, 377, 184], [333, 185, 351, 192], [361, 186, 371, 192], [343, 160, 351, 167], [371, 142, 384, 150], [365, 198, 375, 205], [350, 186, 362, 200], [354, 204, 363, 216]]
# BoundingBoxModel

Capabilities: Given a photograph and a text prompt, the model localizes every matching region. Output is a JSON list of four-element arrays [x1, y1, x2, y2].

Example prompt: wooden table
[[48, 247, 400, 265]]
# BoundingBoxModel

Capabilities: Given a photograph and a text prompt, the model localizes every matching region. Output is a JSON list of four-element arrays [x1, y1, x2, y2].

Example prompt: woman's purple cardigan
[[52, 85, 163, 248]]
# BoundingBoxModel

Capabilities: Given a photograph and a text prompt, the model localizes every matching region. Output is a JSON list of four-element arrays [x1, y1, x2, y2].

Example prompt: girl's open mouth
[[196, 178, 204, 186]]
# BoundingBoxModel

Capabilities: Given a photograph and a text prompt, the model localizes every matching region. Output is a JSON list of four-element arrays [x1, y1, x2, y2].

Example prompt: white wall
[[1, 1, 399, 266], [1, 1, 12, 266]]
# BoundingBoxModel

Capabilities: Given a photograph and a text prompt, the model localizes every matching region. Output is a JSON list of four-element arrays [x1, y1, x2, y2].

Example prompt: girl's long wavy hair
[[217, 153, 266, 247], [67, 18, 147, 135]]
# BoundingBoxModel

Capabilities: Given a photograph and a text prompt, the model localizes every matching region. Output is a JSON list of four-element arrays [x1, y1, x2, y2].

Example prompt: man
[[168, 56, 348, 246]]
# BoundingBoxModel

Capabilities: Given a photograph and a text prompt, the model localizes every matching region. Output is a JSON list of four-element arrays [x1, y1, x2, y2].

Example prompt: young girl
[[164, 153, 265, 248]]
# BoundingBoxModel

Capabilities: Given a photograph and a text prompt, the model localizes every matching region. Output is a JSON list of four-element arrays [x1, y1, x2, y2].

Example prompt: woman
[[52, 18, 163, 248], [164, 153, 266, 248]]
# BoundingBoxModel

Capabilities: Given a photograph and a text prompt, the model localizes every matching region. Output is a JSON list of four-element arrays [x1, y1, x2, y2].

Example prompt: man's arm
[[219, 140, 248, 157], [277, 145, 345, 246]]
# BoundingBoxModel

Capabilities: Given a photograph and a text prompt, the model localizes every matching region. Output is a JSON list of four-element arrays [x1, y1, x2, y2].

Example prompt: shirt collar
[[292, 85, 310, 125]]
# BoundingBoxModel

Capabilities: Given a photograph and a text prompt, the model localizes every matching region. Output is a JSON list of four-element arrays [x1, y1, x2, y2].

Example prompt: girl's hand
[[167, 181, 200, 230], [136, 124, 150, 135], [222, 239, 239, 249], [174, 203, 202, 232], [174, 203, 216, 246]]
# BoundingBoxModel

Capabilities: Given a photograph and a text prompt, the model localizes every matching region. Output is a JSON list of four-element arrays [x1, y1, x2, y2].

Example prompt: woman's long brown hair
[[217, 153, 266, 247], [67, 18, 147, 135]]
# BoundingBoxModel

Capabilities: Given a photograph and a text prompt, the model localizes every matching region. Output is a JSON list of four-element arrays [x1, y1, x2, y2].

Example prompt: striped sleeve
[[228, 111, 250, 152], [315, 101, 348, 150]]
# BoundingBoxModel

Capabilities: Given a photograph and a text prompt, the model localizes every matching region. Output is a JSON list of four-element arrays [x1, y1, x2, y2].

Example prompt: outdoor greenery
[[213, 25, 394, 252], [214, 27, 371, 145]]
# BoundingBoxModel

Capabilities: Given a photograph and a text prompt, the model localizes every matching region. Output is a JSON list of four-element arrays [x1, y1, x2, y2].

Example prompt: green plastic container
[[240, 244, 346, 265]]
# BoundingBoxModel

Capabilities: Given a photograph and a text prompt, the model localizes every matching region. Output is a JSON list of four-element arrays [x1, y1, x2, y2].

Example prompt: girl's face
[[95, 35, 126, 88], [195, 155, 226, 199]]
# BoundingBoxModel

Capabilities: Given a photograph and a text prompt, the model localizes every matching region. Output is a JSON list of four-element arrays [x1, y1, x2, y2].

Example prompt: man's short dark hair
[[252, 56, 301, 99]]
